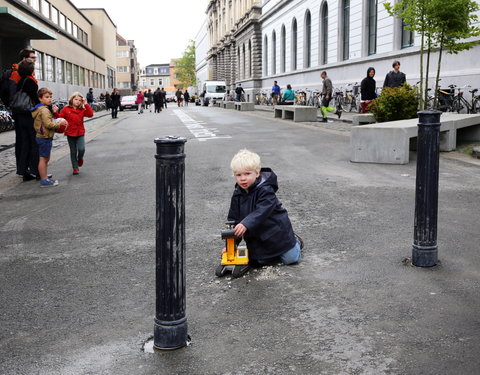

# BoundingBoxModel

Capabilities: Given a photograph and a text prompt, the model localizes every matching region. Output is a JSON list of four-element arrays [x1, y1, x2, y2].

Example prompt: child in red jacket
[[58, 92, 94, 175]]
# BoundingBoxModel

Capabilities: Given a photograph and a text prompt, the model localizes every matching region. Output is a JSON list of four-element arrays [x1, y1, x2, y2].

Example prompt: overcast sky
[[71, 0, 209, 66]]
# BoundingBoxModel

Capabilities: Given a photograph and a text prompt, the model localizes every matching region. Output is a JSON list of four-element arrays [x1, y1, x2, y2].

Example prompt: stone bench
[[352, 113, 376, 126], [274, 105, 318, 122], [350, 113, 480, 164], [234, 102, 255, 111], [214, 101, 223, 107], [222, 101, 235, 110]]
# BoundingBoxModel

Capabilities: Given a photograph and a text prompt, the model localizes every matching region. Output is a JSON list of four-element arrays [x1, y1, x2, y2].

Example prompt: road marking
[[173, 110, 231, 141]]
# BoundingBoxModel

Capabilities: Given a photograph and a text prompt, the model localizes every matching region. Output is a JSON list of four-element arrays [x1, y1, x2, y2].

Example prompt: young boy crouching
[[227, 149, 302, 267], [32, 88, 68, 187]]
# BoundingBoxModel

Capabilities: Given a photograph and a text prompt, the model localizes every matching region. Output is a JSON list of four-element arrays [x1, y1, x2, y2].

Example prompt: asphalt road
[[0, 106, 479, 375]]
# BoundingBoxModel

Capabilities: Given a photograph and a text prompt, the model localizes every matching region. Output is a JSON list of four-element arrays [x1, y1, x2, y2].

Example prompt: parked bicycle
[[255, 91, 271, 105], [341, 83, 360, 112], [450, 85, 480, 114], [294, 89, 307, 105], [305, 88, 320, 107]]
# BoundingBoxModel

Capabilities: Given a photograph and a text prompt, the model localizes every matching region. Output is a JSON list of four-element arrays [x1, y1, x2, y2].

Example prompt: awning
[[0, 7, 56, 40]]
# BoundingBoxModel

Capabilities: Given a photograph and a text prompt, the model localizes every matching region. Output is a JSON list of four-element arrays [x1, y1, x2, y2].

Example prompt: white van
[[202, 80, 227, 102]]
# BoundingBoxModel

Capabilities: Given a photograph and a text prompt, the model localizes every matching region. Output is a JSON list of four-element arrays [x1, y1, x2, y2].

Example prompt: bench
[[222, 101, 235, 110], [350, 113, 480, 164], [352, 113, 376, 126], [274, 105, 318, 122], [234, 102, 255, 111], [214, 101, 223, 107]]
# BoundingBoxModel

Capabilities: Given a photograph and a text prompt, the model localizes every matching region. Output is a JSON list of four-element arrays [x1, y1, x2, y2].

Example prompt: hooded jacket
[[361, 67, 377, 101], [31, 104, 61, 138], [227, 168, 297, 260], [58, 104, 94, 137]]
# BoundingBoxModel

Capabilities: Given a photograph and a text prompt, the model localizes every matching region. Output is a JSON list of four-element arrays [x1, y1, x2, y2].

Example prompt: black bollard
[[412, 110, 442, 267], [154, 136, 188, 350]]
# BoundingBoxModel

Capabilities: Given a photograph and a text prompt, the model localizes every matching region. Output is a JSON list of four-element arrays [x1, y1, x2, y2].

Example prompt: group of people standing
[[1, 48, 94, 187]]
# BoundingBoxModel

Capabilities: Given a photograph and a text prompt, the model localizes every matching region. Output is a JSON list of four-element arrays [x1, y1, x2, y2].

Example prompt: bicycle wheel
[[472, 98, 480, 114], [342, 97, 352, 112]]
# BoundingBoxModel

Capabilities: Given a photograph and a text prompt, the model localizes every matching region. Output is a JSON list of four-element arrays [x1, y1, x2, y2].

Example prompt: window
[[51, 6, 58, 24], [117, 50, 129, 58], [248, 40, 252, 77], [150, 79, 154, 85], [66, 62, 72, 84], [368, 0, 377, 55], [72, 24, 78, 39], [41, 0, 50, 18], [31, 0, 40, 11], [321, 3, 329, 65], [45, 55, 54, 82], [272, 31, 276, 75], [291, 18, 297, 71], [264, 35, 268, 76], [242, 44, 246, 79], [35, 52, 44, 80], [59, 13, 66, 30], [342, 0, 350, 60], [107, 67, 114, 88], [57, 59, 64, 83], [304, 10, 311, 68], [66, 18, 72, 35], [73, 65, 79, 85], [281, 25, 286, 73], [117, 66, 129, 73], [158, 78, 163, 86], [154, 68, 158, 74], [401, 20, 414, 48], [80, 67, 85, 86]]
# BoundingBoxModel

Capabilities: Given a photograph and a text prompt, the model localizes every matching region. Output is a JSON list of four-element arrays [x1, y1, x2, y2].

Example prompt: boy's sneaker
[[73, 169, 79, 175], [40, 179, 59, 187], [77, 159, 84, 167]]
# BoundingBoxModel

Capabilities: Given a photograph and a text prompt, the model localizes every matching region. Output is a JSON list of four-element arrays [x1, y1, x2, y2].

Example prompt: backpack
[[0, 68, 16, 107]]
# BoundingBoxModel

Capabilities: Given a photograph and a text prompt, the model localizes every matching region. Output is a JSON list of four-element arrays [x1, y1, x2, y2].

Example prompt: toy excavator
[[215, 221, 250, 278]]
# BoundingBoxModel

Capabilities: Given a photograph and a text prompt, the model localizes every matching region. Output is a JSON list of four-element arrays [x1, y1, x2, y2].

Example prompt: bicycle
[[341, 83, 360, 112], [294, 90, 306, 105], [451, 85, 480, 114], [305, 89, 320, 107], [255, 91, 271, 105], [333, 89, 344, 109]]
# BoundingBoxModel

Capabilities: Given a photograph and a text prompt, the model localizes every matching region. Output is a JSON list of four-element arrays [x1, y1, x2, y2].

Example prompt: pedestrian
[[271, 80, 281, 105], [105, 92, 111, 112], [57, 92, 94, 175], [199, 90, 206, 106], [235, 84, 244, 102], [12, 58, 41, 181], [136, 90, 144, 114], [320, 71, 342, 122], [31, 87, 68, 187], [86, 88, 94, 105], [145, 89, 153, 111], [383, 60, 406, 89], [226, 149, 303, 273], [280, 84, 295, 105], [110, 88, 120, 118], [160, 87, 167, 109], [153, 87, 163, 113], [183, 89, 190, 106], [175, 88, 183, 107], [360, 67, 377, 113], [99, 92, 105, 101]]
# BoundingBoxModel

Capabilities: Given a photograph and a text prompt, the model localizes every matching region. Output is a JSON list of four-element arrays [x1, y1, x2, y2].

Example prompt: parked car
[[165, 91, 176, 102], [119, 95, 138, 111]]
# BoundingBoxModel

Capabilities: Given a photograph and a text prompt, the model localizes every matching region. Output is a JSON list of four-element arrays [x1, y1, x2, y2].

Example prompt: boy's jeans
[[257, 240, 301, 265]]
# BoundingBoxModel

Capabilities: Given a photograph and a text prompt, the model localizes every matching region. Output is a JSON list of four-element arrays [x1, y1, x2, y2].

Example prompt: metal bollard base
[[153, 318, 188, 350], [412, 244, 438, 267]]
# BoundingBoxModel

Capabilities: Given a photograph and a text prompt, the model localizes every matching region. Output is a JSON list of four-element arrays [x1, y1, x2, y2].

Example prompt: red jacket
[[58, 104, 94, 137], [136, 92, 144, 104]]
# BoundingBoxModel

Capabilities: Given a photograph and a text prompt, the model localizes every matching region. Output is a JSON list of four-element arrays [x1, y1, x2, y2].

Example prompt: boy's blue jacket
[[227, 167, 297, 260]]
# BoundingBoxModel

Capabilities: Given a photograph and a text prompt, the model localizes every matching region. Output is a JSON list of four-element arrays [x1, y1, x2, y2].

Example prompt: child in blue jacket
[[227, 149, 302, 265]]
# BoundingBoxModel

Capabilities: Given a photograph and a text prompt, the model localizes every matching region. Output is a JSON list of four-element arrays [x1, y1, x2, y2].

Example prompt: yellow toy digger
[[215, 221, 250, 278]]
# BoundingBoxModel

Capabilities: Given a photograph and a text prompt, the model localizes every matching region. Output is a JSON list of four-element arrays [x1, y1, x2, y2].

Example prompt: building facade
[[116, 34, 139, 95], [0, 0, 119, 101], [195, 19, 209, 96], [202, 0, 480, 100], [140, 63, 170, 91]]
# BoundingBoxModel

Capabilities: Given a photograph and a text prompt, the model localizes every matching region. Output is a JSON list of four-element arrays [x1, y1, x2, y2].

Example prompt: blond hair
[[68, 91, 84, 106], [230, 149, 261, 173]]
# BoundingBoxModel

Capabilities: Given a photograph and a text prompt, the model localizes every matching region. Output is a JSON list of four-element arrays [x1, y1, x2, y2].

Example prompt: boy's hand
[[61, 119, 68, 126], [233, 223, 247, 237], [52, 104, 59, 113]]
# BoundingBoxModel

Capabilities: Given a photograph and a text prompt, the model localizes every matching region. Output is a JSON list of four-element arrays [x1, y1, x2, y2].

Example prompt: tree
[[385, 0, 480, 110], [175, 40, 196, 89]]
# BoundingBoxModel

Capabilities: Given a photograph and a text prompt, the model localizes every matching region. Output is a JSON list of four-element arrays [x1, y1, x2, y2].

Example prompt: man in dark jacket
[[227, 149, 302, 266], [86, 88, 94, 105], [383, 60, 406, 88]]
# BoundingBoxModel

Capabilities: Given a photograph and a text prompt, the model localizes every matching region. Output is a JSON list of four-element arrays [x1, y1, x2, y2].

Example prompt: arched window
[[281, 25, 286, 73], [291, 18, 297, 71], [304, 10, 311, 68], [368, 0, 377, 55], [264, 35, 268, 76], [248, 40, 252, 77], [272, 30, 277, 75], [321, 3, 328, 65], [342, 0, 350, 60]]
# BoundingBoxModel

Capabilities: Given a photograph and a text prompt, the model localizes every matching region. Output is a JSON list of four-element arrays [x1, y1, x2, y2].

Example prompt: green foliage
[[175, 40, 196, 88], [370, 85, 419, 123]]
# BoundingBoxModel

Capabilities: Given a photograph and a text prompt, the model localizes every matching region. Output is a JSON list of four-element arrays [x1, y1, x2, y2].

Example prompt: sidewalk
[[254, 104, 356, 123]]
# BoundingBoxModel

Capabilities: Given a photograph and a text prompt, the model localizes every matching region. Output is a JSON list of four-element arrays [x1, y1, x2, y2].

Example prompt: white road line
[[173, 110, 232, 141]]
